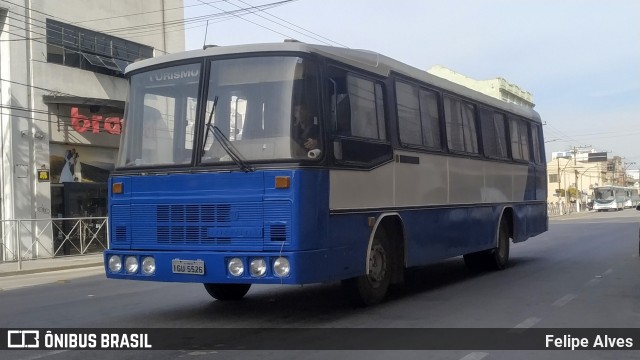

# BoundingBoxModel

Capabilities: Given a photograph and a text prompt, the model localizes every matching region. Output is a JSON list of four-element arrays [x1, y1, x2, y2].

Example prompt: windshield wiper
[[211, 126, 254, 173], [202, 95, 218, 151], [202, 96, 253, 173]]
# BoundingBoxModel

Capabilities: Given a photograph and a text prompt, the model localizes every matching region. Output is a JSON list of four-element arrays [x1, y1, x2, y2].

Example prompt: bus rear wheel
[[203, 283, 251, 301], [464, 219, 510, 271], [488, 220, 510, 270], [342, 229, 392, 306]]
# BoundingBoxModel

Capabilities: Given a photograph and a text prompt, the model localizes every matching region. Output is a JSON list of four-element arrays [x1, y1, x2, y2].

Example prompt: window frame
[[443, 95, 480, 155], [325, 64, 393, 169], [394, 79, 443, 151], [45, 18, 154, 78], [479, 107, 510, 160]]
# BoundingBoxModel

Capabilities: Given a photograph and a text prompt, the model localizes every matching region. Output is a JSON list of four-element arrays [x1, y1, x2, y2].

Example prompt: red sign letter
[[71, 107, 90, 133], [104, 117, 122, 135]]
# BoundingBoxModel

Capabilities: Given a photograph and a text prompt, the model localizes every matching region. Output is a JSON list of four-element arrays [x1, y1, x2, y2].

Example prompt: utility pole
[[623, 162, 636, 186], [570, 145, 592, 166]]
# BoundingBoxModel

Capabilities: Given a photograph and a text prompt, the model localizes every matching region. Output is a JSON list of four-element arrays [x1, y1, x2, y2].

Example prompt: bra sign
[[70, 107, 122, 135]]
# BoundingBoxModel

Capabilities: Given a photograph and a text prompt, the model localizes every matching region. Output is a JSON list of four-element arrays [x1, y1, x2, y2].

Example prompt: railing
[[547, 202, 578, 216], [0, 217, 108, 268]]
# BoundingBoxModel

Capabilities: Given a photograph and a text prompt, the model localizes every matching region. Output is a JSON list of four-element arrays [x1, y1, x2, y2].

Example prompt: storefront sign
[[71, 107, 122, 135]]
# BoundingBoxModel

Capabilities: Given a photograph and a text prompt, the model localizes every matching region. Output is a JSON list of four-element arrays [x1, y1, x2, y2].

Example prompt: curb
[[0, 262, 103, 278]]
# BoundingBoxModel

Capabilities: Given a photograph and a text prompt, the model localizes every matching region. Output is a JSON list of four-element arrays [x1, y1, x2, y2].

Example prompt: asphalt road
[[1, 210, 639, 360]]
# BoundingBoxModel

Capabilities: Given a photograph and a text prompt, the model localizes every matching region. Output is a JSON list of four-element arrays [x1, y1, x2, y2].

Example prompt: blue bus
[[104, 42, 547, 305]]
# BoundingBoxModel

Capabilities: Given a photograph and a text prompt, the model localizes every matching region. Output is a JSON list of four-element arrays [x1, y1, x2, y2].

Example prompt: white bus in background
[[624, 187, 640, 208], [593, 186, 626, 211]]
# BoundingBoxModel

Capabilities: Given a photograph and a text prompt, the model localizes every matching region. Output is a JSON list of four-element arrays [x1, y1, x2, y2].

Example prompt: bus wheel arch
[[464, 207, 512, 271], [342, 213, 405, 306], [491, 207, 513, 270], [203, 283, 251, 301]]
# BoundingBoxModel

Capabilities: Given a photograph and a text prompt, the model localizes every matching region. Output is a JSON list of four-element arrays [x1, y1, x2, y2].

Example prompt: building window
[[46, 19, 153, 77], [549, 174, 558, 183]]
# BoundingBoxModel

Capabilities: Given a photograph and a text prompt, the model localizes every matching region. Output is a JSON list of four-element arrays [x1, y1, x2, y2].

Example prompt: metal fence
[[547, 202, 578, 216], [0, 217, 108, 267]]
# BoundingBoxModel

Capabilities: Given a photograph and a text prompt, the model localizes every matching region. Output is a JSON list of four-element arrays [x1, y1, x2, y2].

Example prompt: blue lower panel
[[103, 248, 348, 285]]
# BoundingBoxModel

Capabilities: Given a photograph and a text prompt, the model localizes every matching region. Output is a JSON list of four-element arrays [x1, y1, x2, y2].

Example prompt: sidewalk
[[0, 253, 104, 278]]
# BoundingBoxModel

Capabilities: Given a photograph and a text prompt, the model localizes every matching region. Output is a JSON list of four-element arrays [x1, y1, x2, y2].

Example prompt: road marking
[[552, 294, 577, 307], [513, 317, 540, 330], [16, 350, 68, 360], [585, 278, 601, 287], [602, 269, 613, 276], [459, 352, 488, 360]]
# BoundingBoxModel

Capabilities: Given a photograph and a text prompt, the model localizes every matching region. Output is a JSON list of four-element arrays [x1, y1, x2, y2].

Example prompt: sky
[[183, 0, 640, 169]]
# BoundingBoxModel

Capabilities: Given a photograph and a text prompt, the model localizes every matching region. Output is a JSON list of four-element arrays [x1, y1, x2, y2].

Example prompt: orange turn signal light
[[112, 182, 124, 194], [275, 176, 290, 189]]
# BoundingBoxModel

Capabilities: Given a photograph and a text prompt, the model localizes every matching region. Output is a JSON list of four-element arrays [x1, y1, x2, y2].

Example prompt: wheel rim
[[367, 243, 387, 286]]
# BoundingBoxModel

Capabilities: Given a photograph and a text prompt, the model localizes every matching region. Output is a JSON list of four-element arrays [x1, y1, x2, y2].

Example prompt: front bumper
[[104, 249, 335, 284]]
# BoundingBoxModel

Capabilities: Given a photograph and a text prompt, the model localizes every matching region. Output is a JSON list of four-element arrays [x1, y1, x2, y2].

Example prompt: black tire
[[203, 283, 251, 301], [464, 219, 510, 271], [342, 228, 392, 306], [463, 252, 486, 271], [487, 220, 510, 270]]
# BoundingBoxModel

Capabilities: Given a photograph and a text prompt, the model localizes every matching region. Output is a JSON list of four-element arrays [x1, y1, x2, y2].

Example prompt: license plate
[[172, 259, 205, 275]]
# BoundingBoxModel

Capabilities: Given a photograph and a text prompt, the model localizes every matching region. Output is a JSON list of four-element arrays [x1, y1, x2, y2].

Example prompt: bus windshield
[[117, 56, 320, 169], [117, 63, 202, 168], [201, 56, 320, 164], [594, 188, 614, 200]]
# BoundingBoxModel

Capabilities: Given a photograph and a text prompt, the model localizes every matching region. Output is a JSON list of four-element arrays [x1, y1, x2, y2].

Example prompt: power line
[[197, 0, 297, 41], [222, 0, 340, 46], [3, 0, 294, 45], [230, 0, 349, 47], [68, 0, 227, 25]]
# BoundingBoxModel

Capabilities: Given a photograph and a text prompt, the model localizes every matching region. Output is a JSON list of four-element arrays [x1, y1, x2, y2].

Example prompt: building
[[427, 65, 535, 108], [0, 1, 185, 259], [545, 150, 635, 206]]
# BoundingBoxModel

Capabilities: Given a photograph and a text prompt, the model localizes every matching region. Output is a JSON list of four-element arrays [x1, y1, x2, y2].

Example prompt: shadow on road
[[123, 255, 537, 326]]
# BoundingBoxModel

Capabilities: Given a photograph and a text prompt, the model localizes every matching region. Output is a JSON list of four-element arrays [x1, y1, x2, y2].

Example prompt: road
[[1, 210, 639, 359]]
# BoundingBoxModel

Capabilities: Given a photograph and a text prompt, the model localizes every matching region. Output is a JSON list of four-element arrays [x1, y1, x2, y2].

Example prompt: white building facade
[[0, 0, 185, 259]]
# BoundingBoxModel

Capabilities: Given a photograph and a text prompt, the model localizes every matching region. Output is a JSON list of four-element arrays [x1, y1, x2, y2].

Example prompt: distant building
[[546, 151, 634, 205], [0, 1, 185, 259], [427, 65, 535, 108]]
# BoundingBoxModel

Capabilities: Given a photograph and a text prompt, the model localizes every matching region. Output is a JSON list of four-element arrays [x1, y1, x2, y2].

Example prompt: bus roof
[[127, 41, 541, 122]]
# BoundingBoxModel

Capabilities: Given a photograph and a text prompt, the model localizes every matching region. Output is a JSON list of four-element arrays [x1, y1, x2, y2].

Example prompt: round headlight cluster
[[228, 257, 244, 277], [250, 258, 267, 277], [125, 256, 139, 274], [142, 256, 156, 275], [273, 257, 290, 277], [108, 255, 122, 273]]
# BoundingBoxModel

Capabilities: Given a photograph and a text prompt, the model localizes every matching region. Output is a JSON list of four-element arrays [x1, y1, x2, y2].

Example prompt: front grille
[[129, 202, 289, 250]]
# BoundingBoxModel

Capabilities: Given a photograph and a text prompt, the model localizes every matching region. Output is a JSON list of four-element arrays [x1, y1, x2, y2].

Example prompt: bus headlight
[[141, 257, 155, 275], [273, 257, 290, 277], [228, 258, 244, 277], [108, 255, 122, 273], [125, 256, 139, 274], [250, 258, 267, 277]]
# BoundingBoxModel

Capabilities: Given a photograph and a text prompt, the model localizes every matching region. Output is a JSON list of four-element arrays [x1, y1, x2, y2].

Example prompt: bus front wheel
[[203, 283, 251, 301], [342, 228, 392, 306]]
